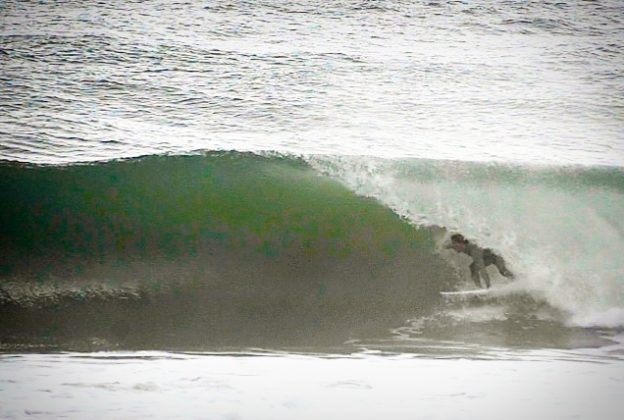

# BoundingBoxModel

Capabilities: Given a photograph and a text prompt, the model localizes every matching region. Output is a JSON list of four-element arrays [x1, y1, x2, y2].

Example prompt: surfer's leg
[[469, 263, 482, 288], [480, 268, 491, 289]]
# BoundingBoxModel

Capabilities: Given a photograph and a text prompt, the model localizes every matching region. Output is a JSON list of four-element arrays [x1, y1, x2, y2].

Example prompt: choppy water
[[1, 0, 623, 164], [1, 1, 624, 418]]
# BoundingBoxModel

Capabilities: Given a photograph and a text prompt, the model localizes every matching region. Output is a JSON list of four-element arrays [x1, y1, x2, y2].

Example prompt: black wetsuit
[[462, 243, 514, 288]]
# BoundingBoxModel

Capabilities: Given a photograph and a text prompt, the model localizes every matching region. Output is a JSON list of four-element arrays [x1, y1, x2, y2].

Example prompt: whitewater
[[1, 0, 623, 419]]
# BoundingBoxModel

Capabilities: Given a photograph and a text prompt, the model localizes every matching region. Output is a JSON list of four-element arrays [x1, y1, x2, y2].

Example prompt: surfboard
[[440, 289, 490, 297]]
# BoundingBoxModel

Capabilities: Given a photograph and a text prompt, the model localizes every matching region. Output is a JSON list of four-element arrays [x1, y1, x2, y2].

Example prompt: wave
[[0, 152, 454, 348], [1, 151, 623, 350]]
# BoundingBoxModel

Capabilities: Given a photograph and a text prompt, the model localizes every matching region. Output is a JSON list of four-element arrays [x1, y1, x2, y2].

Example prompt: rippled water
[[1, 0, 623, 164]]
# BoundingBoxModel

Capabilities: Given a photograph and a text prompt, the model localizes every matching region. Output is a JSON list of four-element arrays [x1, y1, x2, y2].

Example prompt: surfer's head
[[450, 234, 468, 252]]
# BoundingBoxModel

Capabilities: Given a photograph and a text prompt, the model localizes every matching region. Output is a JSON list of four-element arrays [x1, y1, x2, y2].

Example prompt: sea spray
[[308, 155, 624, 328]]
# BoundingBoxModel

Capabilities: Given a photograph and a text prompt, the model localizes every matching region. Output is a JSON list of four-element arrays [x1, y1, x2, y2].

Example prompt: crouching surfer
[[446, 234, 514, 289]]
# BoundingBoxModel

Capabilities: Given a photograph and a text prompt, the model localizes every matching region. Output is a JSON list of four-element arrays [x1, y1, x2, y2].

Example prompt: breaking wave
[[308, 155, 624, 329], [1, 151, 622, 349]]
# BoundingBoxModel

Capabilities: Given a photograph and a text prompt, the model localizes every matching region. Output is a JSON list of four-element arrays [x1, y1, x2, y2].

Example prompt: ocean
[[1, 0, 623, 418]]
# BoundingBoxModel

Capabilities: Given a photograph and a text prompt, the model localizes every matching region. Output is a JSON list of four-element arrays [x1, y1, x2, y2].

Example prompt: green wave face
[[1, 152, 438, 262], [0, 152, 452, 348]]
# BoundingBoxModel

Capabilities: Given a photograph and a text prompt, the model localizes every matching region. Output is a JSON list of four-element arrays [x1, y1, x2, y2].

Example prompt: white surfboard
[[440, 288, 490, 297]]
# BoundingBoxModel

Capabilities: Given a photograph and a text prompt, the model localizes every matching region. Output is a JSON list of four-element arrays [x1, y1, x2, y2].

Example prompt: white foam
[[570, 308, 624, 329], [309, 156, 624, 328], [2, 351, 623, 420], [446, 305, 509, 323]]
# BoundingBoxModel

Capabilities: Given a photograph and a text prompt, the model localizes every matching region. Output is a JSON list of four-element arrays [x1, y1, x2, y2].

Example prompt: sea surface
[[1, 0, 623, 418]]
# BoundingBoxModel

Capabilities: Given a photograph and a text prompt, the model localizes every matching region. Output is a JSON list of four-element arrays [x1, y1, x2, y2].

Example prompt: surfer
[[446, 234, 514, 289]]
